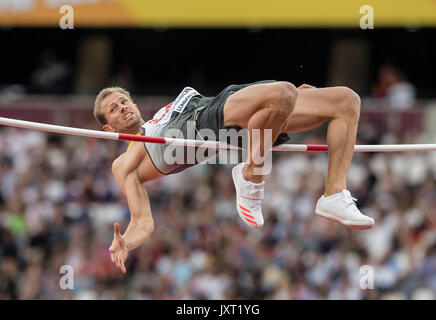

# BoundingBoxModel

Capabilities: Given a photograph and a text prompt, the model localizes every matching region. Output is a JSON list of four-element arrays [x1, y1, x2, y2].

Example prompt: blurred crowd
[[0, 110, 436, 300], [371, 64, 417, 110]]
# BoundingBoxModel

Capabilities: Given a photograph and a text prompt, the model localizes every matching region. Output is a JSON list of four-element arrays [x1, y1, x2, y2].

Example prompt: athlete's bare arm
[[109, 141, 158, 273]]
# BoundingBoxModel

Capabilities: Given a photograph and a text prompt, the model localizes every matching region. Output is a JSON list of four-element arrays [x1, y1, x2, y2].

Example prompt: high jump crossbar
[[1, 116, 435, 152]]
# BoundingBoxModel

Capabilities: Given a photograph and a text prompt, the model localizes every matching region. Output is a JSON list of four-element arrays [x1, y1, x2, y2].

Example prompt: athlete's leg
[[224, 81, 297, 228], [282, 86, 361, 197], [223, 81, 298, 183]]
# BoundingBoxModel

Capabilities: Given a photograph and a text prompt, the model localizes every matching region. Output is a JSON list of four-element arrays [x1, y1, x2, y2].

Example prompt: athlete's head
[[94, 87, 144, 133]]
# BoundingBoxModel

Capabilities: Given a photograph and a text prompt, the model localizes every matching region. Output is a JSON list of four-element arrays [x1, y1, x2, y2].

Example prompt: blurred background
[[1, 0, 436, 300]]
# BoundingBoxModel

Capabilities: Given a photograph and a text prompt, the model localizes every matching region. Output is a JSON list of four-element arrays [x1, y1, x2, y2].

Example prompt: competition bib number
[[146, 87, 200, 126]]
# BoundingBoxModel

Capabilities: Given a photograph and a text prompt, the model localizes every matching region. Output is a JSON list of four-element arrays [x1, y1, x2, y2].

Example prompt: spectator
[[372, 64, 417, 110]]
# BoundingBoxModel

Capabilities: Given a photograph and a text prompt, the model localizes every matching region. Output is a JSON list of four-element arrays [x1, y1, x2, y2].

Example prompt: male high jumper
[[93, 80, 374, 273]]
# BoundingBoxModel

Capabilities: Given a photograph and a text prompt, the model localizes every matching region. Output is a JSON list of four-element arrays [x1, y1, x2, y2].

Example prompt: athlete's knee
[[335, 86, 361, 120], [268, 81, 298, 113]]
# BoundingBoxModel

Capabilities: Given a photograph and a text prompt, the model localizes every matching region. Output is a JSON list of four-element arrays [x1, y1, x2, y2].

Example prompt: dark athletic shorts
[[195, 80, 290, 147]]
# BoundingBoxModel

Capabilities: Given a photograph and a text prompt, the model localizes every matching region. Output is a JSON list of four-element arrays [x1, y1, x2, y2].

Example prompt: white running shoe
[[315, 189, 375, 230], [232, 163, 265, 229]]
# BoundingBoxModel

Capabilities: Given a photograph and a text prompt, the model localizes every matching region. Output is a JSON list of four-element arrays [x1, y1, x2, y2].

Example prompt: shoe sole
[[232, 165, 263, 229], [315, 209, 374, 230]]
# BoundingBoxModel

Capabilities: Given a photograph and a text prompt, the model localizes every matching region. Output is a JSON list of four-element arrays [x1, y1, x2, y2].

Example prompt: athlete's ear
[[134, 104, 139, 109], [102, 124, 116, 132]]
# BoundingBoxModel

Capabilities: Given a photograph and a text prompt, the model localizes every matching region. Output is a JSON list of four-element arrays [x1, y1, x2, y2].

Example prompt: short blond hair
[[94, 87, 132, 126]]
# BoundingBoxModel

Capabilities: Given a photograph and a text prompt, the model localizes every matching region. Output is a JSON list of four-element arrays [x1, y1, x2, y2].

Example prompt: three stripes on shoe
[[239, 205, 258, 227]]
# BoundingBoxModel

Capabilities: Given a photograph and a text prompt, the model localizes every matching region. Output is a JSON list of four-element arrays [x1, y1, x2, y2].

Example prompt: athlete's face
[[100, 92, 143, 133]]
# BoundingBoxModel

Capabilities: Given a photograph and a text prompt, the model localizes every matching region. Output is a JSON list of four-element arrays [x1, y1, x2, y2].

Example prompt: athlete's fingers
[[116, 254, 126, 274], [298, 84, 316, 89], [114, 223, 120, 235], [114, 223, 121, 238]]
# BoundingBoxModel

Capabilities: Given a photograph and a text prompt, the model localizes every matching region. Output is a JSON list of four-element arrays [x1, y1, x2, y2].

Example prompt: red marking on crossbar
[[118, 133, 166, 144], [307, 145, 328, 152]]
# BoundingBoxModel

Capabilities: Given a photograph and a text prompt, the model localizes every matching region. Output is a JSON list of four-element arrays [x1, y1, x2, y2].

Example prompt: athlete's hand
[[109, 223, 128, 274], [298, 84, 316, 89]]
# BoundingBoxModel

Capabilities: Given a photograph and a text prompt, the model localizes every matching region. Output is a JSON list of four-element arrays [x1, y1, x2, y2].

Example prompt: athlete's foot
[[232, 163, 265, 229], [315, 189, 375, 230], [242, 164, 263, 184]]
